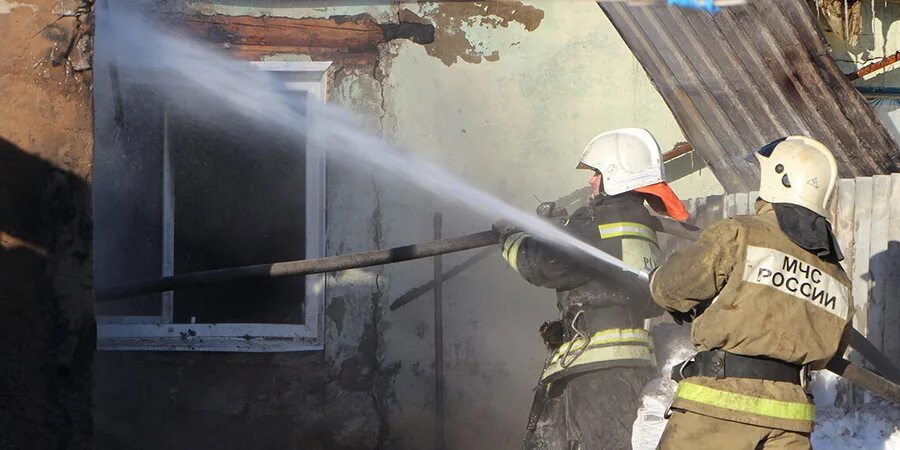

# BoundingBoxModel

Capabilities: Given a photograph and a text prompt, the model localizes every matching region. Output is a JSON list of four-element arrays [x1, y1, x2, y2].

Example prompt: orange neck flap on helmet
[[634, 182, 690, 222]]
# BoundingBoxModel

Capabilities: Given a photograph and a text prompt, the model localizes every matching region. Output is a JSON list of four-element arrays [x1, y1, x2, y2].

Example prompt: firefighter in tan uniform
[[650, 136, 852, 449]]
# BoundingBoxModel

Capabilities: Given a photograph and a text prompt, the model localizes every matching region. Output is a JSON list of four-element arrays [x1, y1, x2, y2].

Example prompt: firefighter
[[650, 136, 851, 450], [494, 128, 690, 449]]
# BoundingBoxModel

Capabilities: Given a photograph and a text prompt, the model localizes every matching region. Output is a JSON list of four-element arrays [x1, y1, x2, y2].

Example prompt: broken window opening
[[95, 61, 331, 352]]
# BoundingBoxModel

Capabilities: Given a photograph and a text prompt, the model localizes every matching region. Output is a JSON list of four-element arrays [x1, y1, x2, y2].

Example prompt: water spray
[[96, 10, 647, 297]]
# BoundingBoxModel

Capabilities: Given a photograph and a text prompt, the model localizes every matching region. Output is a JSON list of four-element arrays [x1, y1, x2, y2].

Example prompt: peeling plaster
[[417, 1, 544, 66], [0, 0, 37, 14], [53, 0, 84, 16], [373, 55, 388, 132]]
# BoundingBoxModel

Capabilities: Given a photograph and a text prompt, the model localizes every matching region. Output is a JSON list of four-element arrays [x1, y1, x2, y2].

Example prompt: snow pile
[[633, 324, 900, 450], [632, 377, 676, 450], [632, 324, 690, 450], [810, 371, 900, 450], [809, 368, 900, 449], [812, 403, 900, 450]]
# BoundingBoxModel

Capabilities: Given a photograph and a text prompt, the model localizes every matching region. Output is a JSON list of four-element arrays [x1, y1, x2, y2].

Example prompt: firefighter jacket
[[499, 192, 663, 383], [650, 201, 852, 433]]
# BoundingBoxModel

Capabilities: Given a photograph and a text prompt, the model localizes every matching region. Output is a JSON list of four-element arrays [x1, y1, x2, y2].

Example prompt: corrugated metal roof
[[599, 0, 900, 192]]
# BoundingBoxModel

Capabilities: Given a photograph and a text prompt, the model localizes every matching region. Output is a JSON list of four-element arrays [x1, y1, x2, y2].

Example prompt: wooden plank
[[748, 191, 759, 212], [684, 198, 696, 221], [634, 7, 757, 188], [692, 196, 710, 228], [703, 195, 725, 227], [760, 3, 875, 168], [660, 198, 691, 256], [712, 10, 802, 135], [831, 178, 859, 408], [867, 175, 892, 352], [851, 177, 874, 339], [884, 174, 900, 363], [735, 192, 749, 216], [660, 198, 698, 258], [828, 177, 839, 226], [600, 4, 742, 191], [833, 178, 857, 277], [166, 14, 386, 64], [673, 9, 769, 145], [724, 193, 737, 219], [174, 15, 384, 49]]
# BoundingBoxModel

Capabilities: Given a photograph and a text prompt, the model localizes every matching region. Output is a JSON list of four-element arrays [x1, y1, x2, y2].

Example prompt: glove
[[535, 202, 568, 228], [538, 320, 566, 351], [668, 309, 695, 326], [535, 201, 568, 219], [491, 219, 521, 241]]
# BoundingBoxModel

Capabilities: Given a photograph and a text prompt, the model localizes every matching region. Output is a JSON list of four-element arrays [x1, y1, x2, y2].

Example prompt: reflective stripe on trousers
[[675, 381, 816, 422], [541, 328, 654, 382]]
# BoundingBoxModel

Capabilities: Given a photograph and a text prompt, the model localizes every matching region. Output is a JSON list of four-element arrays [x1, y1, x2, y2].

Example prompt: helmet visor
[[756, 137, 787, 158]]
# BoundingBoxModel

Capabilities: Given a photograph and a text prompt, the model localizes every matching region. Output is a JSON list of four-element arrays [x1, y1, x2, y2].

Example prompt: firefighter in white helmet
[[493, 128, 689, 449], [650, 136, 851, 449]]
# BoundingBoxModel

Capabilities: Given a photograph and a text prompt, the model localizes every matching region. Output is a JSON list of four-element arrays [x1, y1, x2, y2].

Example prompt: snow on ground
[[809, 371, 900, 450], [812, 402, 900, 450], [632, 324, 900, 450]]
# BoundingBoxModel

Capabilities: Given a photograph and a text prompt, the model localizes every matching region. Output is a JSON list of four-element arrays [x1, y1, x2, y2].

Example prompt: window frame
[[96, 61, 332, 352]]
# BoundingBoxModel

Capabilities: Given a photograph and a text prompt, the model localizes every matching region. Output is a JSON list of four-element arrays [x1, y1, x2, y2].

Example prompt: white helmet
[[754, 136, 838, 217], [577, 128, 665, 196]]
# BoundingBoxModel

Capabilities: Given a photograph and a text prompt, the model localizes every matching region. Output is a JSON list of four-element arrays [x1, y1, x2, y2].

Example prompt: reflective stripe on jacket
[[650, 201, 852, 432], [498, 192, 663, 319]]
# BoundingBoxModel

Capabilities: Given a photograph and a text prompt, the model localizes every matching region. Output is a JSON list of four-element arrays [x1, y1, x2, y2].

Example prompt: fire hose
[[96, 229, 499, 302], [96, 221, 900, 403]]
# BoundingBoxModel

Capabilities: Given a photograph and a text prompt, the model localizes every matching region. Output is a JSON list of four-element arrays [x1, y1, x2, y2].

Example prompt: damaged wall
[[823, 1, 900, 143], [0, 0, 94, 448], [827, 0, 900, 78], [92, 1, 721, 449]]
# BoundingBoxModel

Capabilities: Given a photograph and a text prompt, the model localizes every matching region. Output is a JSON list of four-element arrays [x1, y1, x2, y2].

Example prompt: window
[[95, 61, 331, 352]]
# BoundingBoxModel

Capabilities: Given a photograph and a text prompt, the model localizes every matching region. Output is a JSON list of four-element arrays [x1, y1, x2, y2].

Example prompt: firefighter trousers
[[658, 409, 811, 450], [522, 366, 654, 450]]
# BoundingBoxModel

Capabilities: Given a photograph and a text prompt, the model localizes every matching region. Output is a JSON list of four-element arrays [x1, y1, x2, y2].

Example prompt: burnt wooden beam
[[848, 51, 900, 81], [663, 142, 694, 161], [167, 13, 433, 64], [176, 14, 383, 48]]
